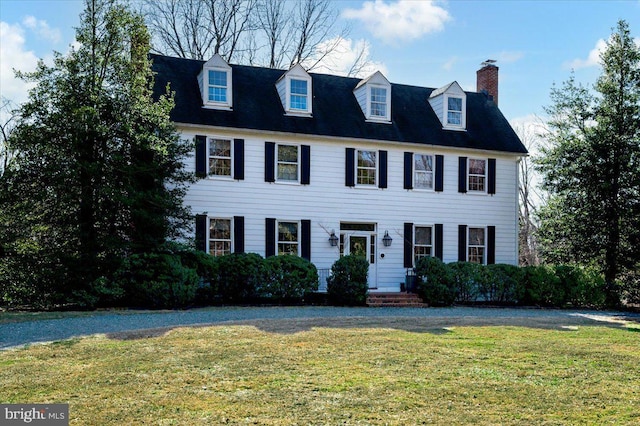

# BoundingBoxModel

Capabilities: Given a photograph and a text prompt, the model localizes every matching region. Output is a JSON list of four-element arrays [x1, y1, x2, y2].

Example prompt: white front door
[[344, 232, 377, 289]]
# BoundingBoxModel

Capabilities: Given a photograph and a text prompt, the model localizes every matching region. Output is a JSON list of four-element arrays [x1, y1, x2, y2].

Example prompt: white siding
[[181, 127, 521, 292]]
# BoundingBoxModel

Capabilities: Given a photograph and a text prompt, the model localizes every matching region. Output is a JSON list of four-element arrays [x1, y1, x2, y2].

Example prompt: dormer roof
[[151, 54, 527, 155], [198, 53, 233, 110]]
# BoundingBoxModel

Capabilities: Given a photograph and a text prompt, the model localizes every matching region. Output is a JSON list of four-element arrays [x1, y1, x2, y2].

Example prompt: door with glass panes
[[341, 223, 377, 289]]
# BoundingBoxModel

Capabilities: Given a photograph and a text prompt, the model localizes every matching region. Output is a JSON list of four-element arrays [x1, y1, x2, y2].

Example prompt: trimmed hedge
[[263, 255, 319, 302], [413, 261, 608, 308], [326, 255, 369, 306]]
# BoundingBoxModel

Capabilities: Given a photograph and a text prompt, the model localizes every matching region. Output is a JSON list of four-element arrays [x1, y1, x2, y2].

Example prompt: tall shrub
[[480, 264, 525, 304], [415, 257, 455, 306], [214, 253, 266, 303], [263, 256, 319, 301], [447, 262, 482, 303], [327, 255, 369, 306]]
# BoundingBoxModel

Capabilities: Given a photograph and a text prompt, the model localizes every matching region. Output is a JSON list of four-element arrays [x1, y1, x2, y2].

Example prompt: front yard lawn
[[1, 319, 639, 424]]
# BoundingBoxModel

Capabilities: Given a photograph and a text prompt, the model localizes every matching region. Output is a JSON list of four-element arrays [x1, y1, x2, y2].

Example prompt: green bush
[[521, 265, 563, 306], [262, 255, 319, 302], [480, 264, 525, 304], [447, 261, 482, 303], [415, 257, 455, 306], [619, 266, 640, 306], [214, 253, 266, 303], [170, 244, 220, 304], [117, 252, 199, 309], [327, 255, 369, 306]]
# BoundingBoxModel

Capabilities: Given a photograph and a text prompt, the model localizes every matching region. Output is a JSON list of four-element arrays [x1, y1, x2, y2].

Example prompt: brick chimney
[[477, 60, 498, 106]]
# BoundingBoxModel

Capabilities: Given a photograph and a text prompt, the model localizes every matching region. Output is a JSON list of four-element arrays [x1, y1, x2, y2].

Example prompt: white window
[[290, 79, 308, 111], [468, 227, 485, 264], [414, 226, 433, 265], [278, 221, 299, 255], [414, 154, 434, 190], [370, 86, 387, 118], [209, 218, 232, 257], [468, 159, 486, 192], [277, 144, 299, 182], [357, 150, 376, 186], [209, 138, 232, 177], [208, 70, 228, 103], [447, 96, 463, 126]]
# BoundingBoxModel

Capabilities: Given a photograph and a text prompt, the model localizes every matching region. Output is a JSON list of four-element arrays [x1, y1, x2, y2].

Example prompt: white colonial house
[[151, 54, 527, 292]]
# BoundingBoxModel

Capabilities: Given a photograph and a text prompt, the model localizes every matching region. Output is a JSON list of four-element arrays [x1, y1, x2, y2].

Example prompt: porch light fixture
[[329, 231, 339, 247], [382, 231, 393, 247]]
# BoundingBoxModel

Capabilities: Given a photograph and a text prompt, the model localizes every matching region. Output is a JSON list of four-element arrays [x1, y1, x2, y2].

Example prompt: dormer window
[[290, 79, 308, 111], [429, 82, 466, 130], [447, 97, 463, 126], [276, 64, 312, 116], [354, 71, 391, 123], [208, 70, 228, 103], [199, 53, 232, 110]]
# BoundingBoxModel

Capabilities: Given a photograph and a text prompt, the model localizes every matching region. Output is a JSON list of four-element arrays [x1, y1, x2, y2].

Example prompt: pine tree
[[537, 20, 640, 306], [0, 0, 193, 308]]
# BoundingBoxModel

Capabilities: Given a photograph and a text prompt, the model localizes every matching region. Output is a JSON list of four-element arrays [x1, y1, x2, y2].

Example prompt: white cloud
[[22, 16, 62, 44], [0, 21, 39, 105], [305, 37, 388, 78], [565, 38, 607, 70], [442, 56, 458, 71], [342, 0, 451, 45]]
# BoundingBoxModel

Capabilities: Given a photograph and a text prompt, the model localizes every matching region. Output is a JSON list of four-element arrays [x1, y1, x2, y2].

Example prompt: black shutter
[[345, 148, 355, 187], [435, 155, 444, 192], [404, 152, 413, 190], [233, 139, 244, 180], [458, 225, 467, 262], [195, 135, 207, 178], [378, 150, 388, 189], [435, 224, 443, 260], [265, 142, 275, 182], [458, 157, 467, 193], [233, 216, 244, 253], [195, 214, 207, 252], [265, 218, 276, 257], [301, 145, 311, 185], [301, 220, 311, 260], [404, 222, 413, 268], [488, 158, 496, 194], [487, 226, 496, 264]]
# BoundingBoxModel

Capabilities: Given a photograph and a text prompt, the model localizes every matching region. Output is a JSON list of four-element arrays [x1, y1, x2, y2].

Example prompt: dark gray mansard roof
[[150, 54, 527, 155]]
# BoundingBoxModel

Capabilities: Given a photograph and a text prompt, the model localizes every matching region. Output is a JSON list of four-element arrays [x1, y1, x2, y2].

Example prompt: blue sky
[[1, 0, 639, 127]]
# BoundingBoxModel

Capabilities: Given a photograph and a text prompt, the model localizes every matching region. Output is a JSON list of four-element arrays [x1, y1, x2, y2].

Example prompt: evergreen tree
[[0, 0, 193, 308], [537, 20, 640, 306]]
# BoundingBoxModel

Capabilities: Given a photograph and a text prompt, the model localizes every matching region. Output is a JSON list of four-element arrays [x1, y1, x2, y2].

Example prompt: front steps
[[367, 292, 428, 308]]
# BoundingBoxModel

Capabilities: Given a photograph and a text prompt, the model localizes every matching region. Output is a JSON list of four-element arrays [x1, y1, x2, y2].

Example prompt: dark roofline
[[151, 54, 528, 155]]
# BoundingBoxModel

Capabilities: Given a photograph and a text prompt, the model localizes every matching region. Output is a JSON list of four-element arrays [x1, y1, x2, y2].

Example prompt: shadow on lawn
[[106, 312, 640, 341]]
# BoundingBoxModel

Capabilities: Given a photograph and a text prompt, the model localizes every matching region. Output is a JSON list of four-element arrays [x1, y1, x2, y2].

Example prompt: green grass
[[1, 320, 639, 425]]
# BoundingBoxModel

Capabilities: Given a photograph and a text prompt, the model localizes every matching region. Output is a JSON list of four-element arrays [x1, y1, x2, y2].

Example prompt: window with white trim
[[468, 158, 486, 192], [208, 70, 228, 103], [357, 150, 376, 186], [209, 218, 232, 257], [414, 226, 433, 264], [278, 221, 299, 255], [209, 138, 232, 177], [468, 227, 485, 264], [290, 79, 308, 111], [447, 96, 463, 126], [370, 86, 387, 118], [276, 144, 299, 182], [414, 154, 434, 190]]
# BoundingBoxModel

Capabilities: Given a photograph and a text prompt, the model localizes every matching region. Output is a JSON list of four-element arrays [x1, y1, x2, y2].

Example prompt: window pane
[[209, 218, 231, 257], [278, 222, 298, 242], [371, 87, 386, 102], [469, 228, 485, 245], [290, 94, 307, 110], [414, 155, 433, 171], [209, 70, 227, 86], [290, 79, 307, 95], [357, 151, 376, 167], [448, 97, 462, 111], [447, 111, 461, 125], [210, 139, 230, 157], [415, 227, 432, 245], [277, 163, 298, 181], [278, 145, 298, 162], [210, 158, 231, 176], [469, 159, 486, 175], [357, 168, 376, 185], [290, 79, 308, 110], [209, 139, 231, 176]]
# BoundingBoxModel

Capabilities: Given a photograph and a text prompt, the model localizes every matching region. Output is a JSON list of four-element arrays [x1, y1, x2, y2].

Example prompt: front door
[[344, 231, 377, 289]]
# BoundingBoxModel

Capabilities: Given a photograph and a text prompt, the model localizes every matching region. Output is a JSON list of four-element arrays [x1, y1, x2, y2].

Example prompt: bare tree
[[515, 121, 546, 266], [0, 98, 19, 176], [143, 0, 374, 76]]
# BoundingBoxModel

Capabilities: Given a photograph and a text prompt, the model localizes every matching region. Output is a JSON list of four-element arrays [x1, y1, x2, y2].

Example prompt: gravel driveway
[[2, 306, 638, 350]]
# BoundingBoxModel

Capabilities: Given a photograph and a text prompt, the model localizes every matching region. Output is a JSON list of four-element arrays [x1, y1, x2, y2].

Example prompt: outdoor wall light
[[328, 231, 339, 247], [382, 230, 393, 247]]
